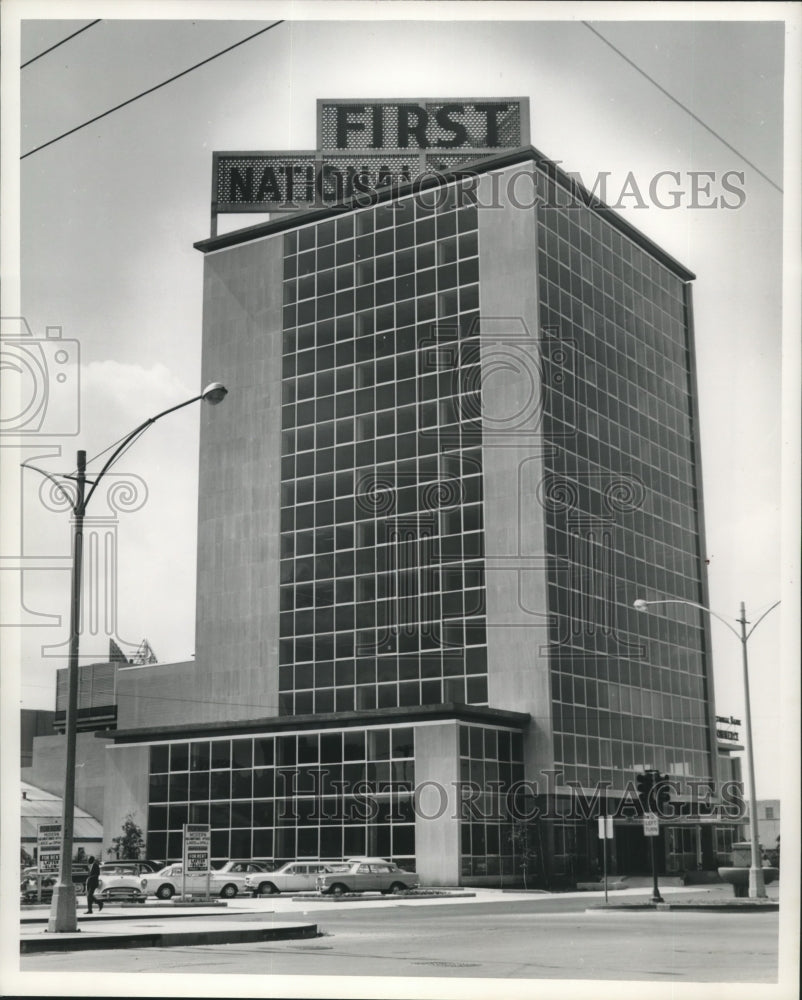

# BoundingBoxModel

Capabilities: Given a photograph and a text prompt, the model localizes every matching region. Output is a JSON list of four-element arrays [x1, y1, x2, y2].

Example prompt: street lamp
[[633, 596, 780, 900], [23, 382, 227, 932]]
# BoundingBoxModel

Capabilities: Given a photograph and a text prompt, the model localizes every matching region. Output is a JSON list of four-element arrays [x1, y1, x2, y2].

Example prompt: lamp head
[[633, 599, 649, 612], [201, 382, 228, 405]]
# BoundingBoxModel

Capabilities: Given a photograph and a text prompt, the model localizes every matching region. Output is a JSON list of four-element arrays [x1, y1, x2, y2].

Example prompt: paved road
[[20, 896, 779, 982]]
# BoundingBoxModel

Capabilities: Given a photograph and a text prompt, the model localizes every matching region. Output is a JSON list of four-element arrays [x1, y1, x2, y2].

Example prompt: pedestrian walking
[[85, 856, 103, 914]]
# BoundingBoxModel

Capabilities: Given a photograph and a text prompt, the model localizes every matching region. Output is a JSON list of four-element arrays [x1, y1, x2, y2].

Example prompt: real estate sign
[[37, 822, 61, 873], [183, 823, 210, 872]]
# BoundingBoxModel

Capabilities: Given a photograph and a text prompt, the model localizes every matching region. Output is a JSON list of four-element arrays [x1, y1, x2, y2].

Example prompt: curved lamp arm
[[84, 382, 226, 509], [633, 597, 741, 641], [744, 600, 781, 641], [20, 460, 79, 512], [21, 383, 227, 512]]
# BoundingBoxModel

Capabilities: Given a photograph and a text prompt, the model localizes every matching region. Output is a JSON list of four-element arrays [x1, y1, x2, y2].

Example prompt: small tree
[[509, 819, 540, 889], [107, 813, 146, 860], [21, 845, 34, 867]]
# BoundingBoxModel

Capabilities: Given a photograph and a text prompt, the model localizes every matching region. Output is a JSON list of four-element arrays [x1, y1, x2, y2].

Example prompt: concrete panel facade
[[116, 660, 197, 729], [193, 235, 285, 723], [102, 744, 151, 859], [413, 723, 461, 885], [477, 168, 553, 781]]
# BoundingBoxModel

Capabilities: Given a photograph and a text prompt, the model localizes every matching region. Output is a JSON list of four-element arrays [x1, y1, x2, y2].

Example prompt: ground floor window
[[458, 723, 525, 879], [146, 726, 416, 867], [714, 825, 735, 866], [665, 826, 701, 873]]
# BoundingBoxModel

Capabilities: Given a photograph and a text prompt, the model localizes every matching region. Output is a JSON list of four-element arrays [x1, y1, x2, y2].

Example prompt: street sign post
[[182, 823, 211, 901], [642, 813, 663, 903], [597, 815, 613, 902]]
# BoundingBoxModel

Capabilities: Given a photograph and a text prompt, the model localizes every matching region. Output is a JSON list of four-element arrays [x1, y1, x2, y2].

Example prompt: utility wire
[[582, 21, 783, 195], [21, 20, 285, 160], [21, 20, 101, 68]]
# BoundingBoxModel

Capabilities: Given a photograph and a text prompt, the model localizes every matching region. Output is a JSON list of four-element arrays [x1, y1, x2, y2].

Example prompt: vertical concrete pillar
[[413, 723, 461, 885]]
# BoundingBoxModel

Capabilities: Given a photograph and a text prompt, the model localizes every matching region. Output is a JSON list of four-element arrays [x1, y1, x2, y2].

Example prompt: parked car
[[316, 860, 419, 896], [245, 861, 350, 896], [101, 860, 162, 876], [20, 870, 56, 903], [100, 858, 163, 875], [20, 864, 90, 903], [140, 863, 253, 900], [96, 865, 148, 903], [209, 860, 273, 894]]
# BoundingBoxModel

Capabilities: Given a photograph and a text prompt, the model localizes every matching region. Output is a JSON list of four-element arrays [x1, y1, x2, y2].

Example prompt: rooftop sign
[[210, 97, 529, 232], [318, 99, 527, 151]]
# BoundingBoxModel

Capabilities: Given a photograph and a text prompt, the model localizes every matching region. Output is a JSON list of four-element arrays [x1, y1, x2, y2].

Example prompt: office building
[[71, 146, 733, 884]]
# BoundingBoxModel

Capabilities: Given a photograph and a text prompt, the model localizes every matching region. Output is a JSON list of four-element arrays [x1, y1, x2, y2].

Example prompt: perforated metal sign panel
[[214, 152, 428, 212], [214, 152, 318, 211], [318, 98, 528, 150], [320, 154, 423, 201]]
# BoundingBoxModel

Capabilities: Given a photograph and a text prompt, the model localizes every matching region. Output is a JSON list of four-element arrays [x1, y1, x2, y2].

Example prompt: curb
[[21, 921, 317, 954], [299, 891, 475, 902], [586, 902, 779, 913], [21, 908, 246, 925]]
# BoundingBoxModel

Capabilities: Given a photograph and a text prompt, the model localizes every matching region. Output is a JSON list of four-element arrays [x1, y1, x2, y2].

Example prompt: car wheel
[[329, 883, 348, 897], [258, 882, 279, 896], [156, 884, 175, 900], [219, 883, 238, 898], [389, 882, 408, 895]]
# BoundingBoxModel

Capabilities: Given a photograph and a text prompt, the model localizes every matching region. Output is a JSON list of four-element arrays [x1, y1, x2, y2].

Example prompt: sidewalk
[[583, 877, 781, 912]]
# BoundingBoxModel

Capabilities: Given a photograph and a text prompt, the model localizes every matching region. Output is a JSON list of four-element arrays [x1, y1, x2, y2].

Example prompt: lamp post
[[23, 382, 227, 932], [633, 596, 779, 900]]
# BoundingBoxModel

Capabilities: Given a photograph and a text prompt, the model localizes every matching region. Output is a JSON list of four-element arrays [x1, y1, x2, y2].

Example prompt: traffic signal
[[635, 770, 655, 812], [653, 773, 673, 816]]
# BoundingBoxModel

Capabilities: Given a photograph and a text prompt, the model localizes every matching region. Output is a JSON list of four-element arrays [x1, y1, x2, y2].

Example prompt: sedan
[[316, 860, 419, 896], [100, 860, 162, 875], [210, 860, 273, 894], [20, 870, 56, 904], [140, 863, 246, 900], [245, 861, 350, 896], [20, 865, 90, 903], [97, 865, 147, 903]]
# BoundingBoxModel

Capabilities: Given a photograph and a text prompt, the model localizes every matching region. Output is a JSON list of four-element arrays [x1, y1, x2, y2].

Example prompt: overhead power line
[[21, 20, 101, 68], [21, 20, 285, 160], [582, 21, 782, 195]]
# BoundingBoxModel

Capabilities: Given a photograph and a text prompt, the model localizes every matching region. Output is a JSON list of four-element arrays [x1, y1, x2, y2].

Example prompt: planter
[[717, 866, 778, 897]]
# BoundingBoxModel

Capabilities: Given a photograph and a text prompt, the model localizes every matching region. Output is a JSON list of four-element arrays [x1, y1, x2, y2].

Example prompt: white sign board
[[643, 813, 660, 837], [597, 816, 614, 839], [183, 823, 211, 872], [37, 822, 61, 873]]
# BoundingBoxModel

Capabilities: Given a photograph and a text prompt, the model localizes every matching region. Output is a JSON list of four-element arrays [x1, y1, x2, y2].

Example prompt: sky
[[1, 2, 799, 814]]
